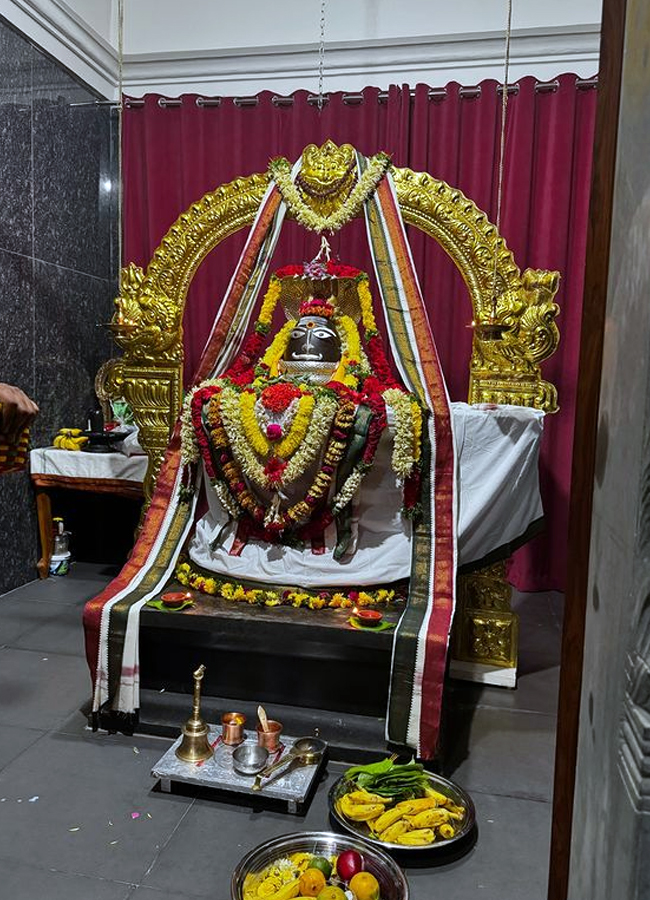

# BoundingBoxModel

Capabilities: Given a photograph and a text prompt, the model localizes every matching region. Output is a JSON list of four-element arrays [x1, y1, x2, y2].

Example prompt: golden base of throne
[[450, 561, 519, 687]]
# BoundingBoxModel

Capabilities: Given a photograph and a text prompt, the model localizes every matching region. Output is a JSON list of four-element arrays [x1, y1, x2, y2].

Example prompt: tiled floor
[[0, 564, 561, 899]]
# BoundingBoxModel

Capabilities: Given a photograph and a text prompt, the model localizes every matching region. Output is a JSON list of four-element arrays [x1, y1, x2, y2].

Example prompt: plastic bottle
[[49, 517, 71, 576]]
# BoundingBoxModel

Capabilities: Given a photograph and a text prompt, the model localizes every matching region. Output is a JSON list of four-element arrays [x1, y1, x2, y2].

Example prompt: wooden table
[[29, 447, 147, 578]]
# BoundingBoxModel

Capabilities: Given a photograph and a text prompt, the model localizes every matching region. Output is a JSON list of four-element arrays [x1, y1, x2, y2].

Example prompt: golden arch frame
[[106, 152, 559, 502]]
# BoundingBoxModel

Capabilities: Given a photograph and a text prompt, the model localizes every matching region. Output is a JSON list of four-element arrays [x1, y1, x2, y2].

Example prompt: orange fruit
[[299, 867, 327, 897], [348, 871, 380, 900]]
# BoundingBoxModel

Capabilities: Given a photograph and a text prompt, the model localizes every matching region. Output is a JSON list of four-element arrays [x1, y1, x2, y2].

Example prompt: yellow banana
[[378, 819, 411, 843], [396, 828, 435, 846], [370, 806, 408, 834], [268, 879, 300, 900], [423, 786, 451, 805], [344, 789, 387, 805], [396, 796, 442, 814], [405, 808, 450, 829], [339, 796, 384, 821]]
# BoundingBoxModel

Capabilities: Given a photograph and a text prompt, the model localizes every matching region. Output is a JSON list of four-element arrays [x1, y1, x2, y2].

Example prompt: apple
[[335, 849, 364, 882]]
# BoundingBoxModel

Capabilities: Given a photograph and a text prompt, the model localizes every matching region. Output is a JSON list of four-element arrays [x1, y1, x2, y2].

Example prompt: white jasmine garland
[[213, 479, 242, 518], [331, 466, 365, 515], [384, 387, 417, 479], [270, 153, 390, 234]]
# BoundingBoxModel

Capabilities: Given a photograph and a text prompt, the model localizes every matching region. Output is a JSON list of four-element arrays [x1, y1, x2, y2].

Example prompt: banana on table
[[53, 428, 88, 450], [337, 786, 466, 846]]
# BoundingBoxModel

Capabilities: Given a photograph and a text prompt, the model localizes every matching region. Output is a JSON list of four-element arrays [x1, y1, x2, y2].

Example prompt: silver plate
[[328, 771, 475, 852], [151, 730, 322, 805], [231, 830, 409, 900]]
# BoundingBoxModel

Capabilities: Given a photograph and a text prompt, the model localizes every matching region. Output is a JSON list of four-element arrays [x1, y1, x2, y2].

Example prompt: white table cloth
[[30, 447, 148, 483]]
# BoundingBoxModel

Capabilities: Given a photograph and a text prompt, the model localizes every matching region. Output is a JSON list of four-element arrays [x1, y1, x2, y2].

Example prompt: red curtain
[[123, 75, 597, 592]]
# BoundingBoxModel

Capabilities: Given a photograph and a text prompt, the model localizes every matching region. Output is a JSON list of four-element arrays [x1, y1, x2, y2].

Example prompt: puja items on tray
[[243, 848, 381, 900], [331, 758, 471, 848]]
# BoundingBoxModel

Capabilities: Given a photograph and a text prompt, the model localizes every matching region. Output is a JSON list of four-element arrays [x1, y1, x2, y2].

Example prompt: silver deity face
[[284, 315, 341, 363]]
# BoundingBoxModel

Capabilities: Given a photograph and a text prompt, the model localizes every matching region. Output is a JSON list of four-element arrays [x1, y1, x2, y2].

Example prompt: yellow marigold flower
[[178, 562, 190, 573], [265, 596, 282, 607], [358, 591, 374, 607], [177, 571, 188, 585], [257, 278, 282, 327], [233, 586, 247, 601]]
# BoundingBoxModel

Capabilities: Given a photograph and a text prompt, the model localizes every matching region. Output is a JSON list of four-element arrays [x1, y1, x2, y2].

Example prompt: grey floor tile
[[443, 707, 556, 802], [0, 731, 193, 884], [9, 601, 86, 656], [0, 858, 133, 900], [404, 792, 551, 900], [0, 598, 83, 653], [128, 889, 203, 900], [0, 724, 45, 771], [0, 648, 92, 729], [142, 762, 345, 897], [1, 572, 112, 606]]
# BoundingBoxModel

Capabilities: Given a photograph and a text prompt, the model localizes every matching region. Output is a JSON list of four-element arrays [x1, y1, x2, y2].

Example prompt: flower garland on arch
[[175, 560, 404, 610], [269, 152, 391, 234]]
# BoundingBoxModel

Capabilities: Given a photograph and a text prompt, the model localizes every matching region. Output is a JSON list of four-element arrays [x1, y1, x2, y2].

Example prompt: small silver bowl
[[232, 743, 269, 776]]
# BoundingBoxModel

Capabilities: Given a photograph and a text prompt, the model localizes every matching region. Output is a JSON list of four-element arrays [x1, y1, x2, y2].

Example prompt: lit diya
[[160, 591, 193, 609], [352, 607, 384, 626]]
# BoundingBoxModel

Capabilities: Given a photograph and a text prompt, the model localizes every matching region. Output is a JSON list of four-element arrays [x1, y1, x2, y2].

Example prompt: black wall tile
[[0, 18, 116, 592], [0, 23, 33, 257]]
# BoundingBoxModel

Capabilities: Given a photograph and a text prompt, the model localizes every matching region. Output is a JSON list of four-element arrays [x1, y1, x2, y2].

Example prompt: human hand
[[0, 383, 39, 440]]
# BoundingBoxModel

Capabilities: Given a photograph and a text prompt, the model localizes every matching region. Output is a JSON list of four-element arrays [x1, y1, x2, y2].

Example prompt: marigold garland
[[256, 276, 282, 332], [260, 320, 296, 377], [175, 560, 401, 609], [357, 277, 378, 336]]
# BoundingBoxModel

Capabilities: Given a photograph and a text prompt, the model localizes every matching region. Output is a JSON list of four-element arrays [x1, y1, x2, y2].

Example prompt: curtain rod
[[116, 76, 597, 110]]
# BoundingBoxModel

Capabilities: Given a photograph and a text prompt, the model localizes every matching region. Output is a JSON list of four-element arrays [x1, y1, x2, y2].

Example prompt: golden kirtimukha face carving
[[297, 141, 357, 200]]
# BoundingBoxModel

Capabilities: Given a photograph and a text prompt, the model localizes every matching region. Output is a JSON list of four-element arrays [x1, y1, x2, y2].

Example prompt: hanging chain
[[117, 0, 124, 288], [317, 0, 326, 111], [491, 0, 513, 318]]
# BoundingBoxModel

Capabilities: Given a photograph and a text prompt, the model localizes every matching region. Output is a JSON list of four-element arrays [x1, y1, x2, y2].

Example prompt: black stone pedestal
[[137, 589, 402, 758]]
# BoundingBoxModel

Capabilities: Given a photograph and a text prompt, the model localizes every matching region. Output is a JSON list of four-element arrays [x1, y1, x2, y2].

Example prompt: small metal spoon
[[251, 736, 327, 792]]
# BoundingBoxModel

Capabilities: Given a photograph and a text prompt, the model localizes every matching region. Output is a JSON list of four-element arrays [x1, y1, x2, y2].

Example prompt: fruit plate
[[328, 771, 475, 853], [231, 830, 408, 900]]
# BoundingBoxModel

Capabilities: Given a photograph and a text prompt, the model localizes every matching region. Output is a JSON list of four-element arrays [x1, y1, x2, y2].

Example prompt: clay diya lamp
[[161, 591, 193, 609], [353, 608, 384, 627]]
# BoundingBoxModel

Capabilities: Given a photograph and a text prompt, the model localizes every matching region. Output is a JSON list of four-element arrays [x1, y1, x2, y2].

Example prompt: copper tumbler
[[256, 719, 283, 751], [221, 711, 246, 745]]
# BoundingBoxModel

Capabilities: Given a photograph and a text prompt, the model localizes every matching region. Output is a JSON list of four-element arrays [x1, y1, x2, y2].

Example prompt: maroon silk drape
[[123, 75, 597, 592]]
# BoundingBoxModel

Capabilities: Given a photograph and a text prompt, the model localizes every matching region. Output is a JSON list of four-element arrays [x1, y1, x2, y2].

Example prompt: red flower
[[261, 382, 302, 412], [266, 423, 283, 441], [263, 456, 287, 486]]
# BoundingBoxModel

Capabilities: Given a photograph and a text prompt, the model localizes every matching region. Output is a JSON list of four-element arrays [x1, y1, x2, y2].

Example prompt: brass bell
[[175, 663, 213, 763]]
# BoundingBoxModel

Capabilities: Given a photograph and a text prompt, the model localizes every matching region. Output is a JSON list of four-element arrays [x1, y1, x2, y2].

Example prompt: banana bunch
[[338, 785, 466, 847], [53, 428, 88, 451]]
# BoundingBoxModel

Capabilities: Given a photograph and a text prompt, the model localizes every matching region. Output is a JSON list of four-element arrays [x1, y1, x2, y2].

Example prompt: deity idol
[[179, 251, 424, 604]]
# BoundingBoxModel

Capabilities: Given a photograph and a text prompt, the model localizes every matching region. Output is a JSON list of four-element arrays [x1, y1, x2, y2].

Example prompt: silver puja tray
[[151, 729, 324, 814]]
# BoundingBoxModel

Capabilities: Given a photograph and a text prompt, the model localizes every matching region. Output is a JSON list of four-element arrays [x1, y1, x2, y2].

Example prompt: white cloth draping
[[29, 447, 148, 482], [188, 403, 544, 587]]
